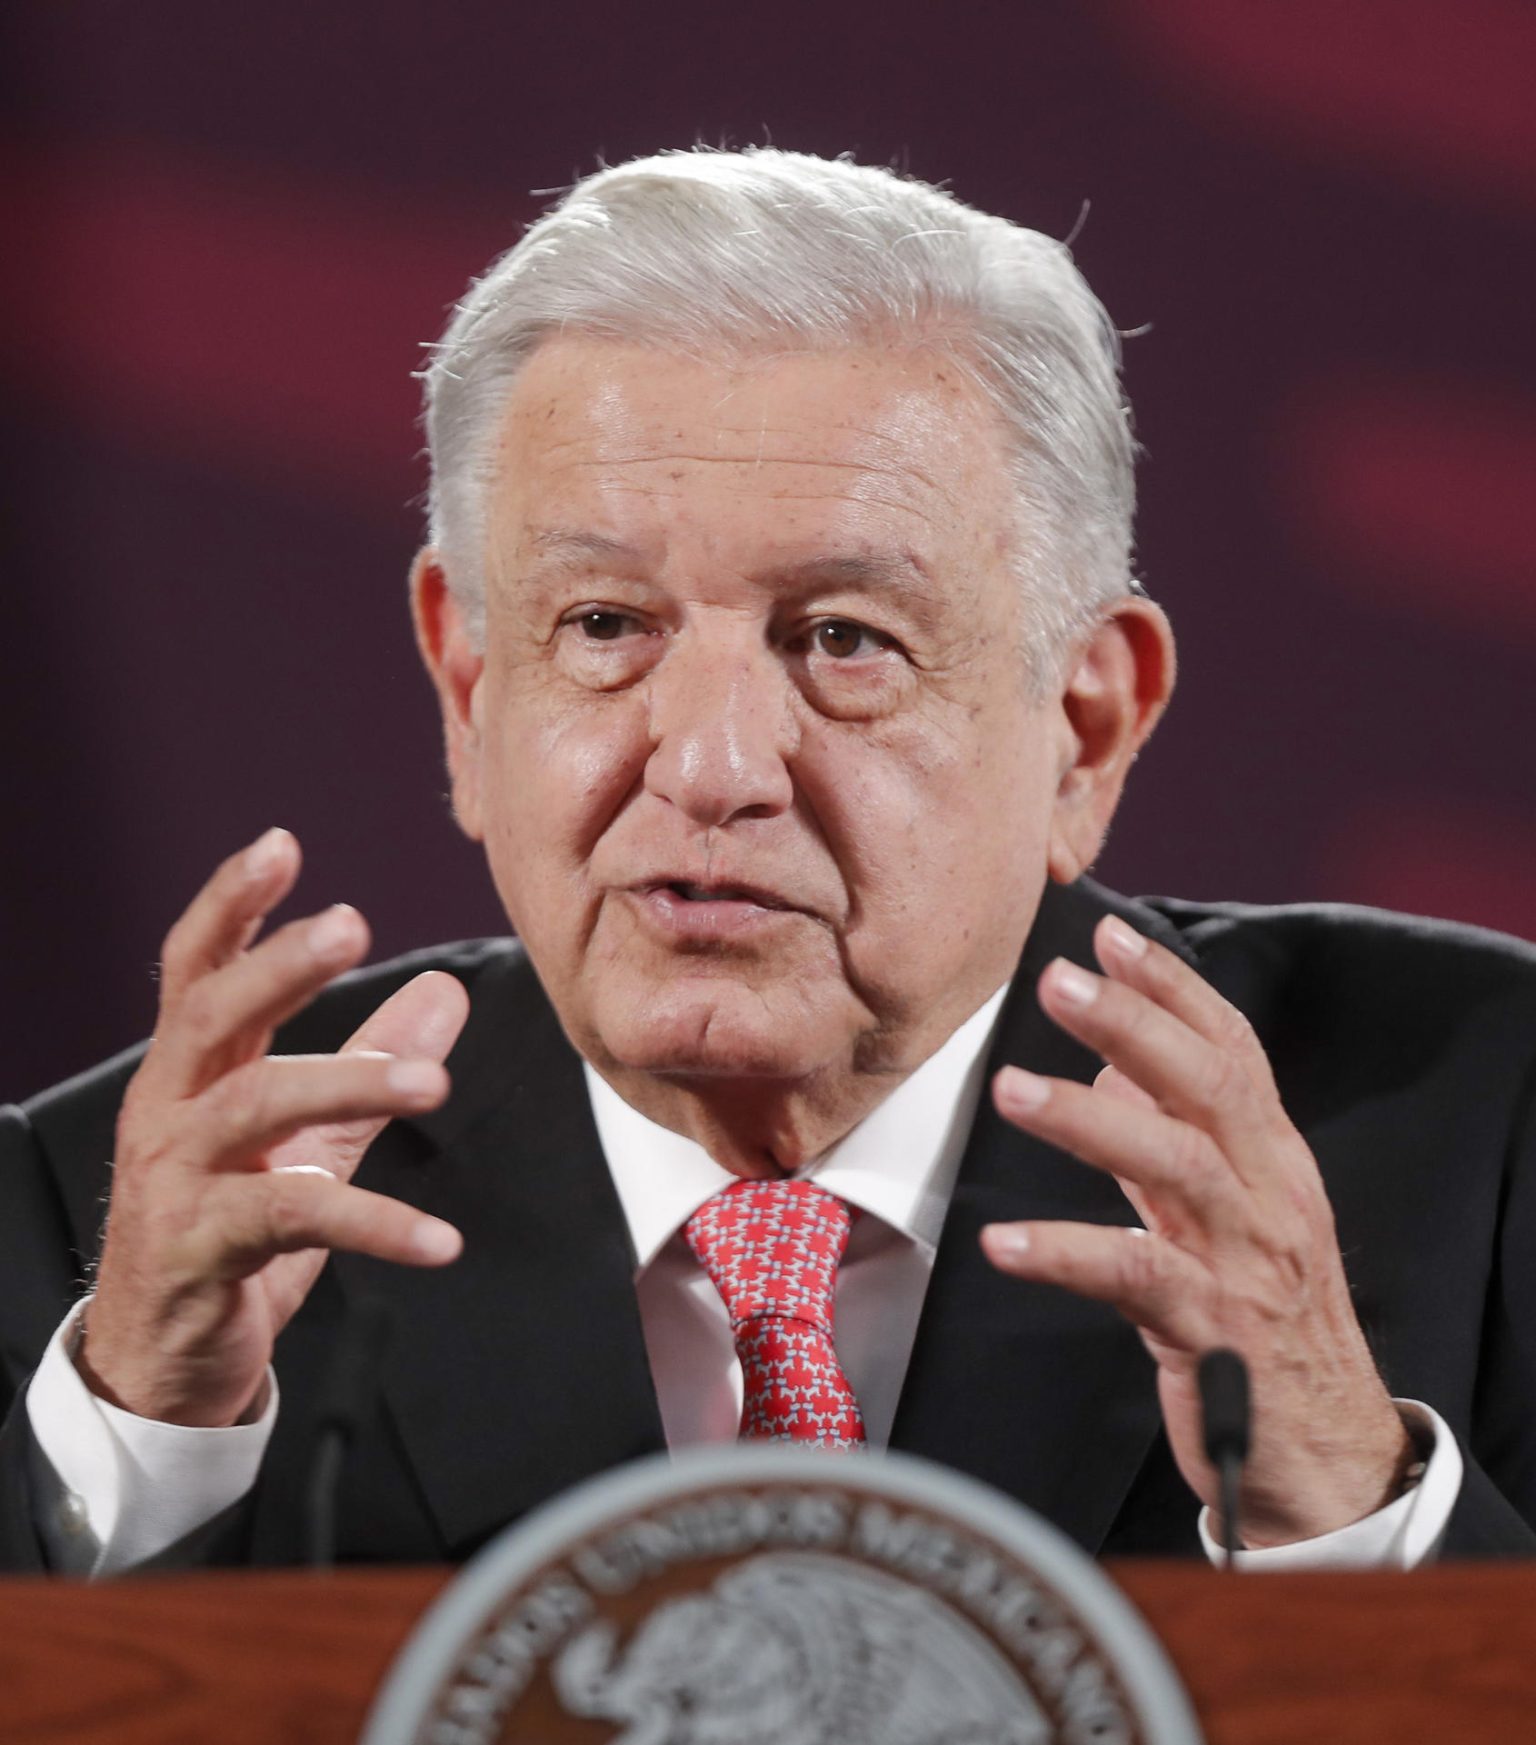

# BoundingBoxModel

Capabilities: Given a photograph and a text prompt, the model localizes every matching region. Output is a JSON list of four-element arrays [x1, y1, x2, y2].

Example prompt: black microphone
[[304, 1295, 394, 1569], [1198, 1347, 1251, 1570]]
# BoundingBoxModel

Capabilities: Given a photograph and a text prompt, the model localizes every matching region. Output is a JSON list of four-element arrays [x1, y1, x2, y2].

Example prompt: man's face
[[432, 336, 1085, 1097]]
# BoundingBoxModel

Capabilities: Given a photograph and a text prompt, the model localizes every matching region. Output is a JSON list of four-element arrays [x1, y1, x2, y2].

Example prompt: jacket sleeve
[[1440, 1458, 1536, 1556], [0, 1103, 91, 1572], [1451, 1042, 1536, 1557]]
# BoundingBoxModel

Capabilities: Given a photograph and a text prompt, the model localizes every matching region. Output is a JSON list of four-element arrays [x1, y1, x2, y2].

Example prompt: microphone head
[[1198, 1347, 1251, 1464]]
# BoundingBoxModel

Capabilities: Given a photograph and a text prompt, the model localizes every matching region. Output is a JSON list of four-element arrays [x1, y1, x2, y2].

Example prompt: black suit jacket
[[4, 878, 1536, 1570]]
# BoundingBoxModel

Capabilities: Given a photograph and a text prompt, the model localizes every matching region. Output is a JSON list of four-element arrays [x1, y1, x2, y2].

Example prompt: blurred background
[[3, 0, 1533, 1094]]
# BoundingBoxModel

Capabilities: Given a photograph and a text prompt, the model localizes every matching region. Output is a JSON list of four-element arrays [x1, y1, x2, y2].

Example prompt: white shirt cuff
[[25, 1298, 278, 1576], [1198, 1399, 1462, 1570]]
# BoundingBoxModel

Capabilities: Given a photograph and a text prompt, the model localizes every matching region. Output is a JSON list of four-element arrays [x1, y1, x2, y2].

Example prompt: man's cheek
[[562, 713, 649, 817], [820, 764, 935, 904], [498, 699, 647, 841]]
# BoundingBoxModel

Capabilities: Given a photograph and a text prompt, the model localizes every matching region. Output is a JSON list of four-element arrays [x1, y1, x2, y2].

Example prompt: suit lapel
[[890, 878, 1201, 1553], [332, 949, 666, 1556]]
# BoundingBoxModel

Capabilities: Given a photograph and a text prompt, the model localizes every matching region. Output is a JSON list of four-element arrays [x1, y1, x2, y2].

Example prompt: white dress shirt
[[586, 985, 1008, 1452], [28, 982, 1460, 1573]]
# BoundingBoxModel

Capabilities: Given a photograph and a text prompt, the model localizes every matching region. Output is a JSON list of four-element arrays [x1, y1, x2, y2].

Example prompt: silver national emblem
[[552, 1552, 1049, 1744], [361, 1447, 1203, 1745]]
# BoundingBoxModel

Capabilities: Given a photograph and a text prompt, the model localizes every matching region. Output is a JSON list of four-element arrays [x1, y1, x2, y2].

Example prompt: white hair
[[421, 147, 1137, 678]]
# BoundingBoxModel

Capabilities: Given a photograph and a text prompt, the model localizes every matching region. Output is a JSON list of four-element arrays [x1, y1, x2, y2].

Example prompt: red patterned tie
[[684, 1178, 866, 1450]]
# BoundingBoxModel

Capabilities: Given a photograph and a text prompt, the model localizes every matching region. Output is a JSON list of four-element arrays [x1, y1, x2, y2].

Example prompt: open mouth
[[662, 881, 787, 910], [628, 879, 804, 940]]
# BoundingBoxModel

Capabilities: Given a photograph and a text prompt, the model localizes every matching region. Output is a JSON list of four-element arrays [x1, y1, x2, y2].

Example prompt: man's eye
[[572, 610, 640, 642], [812, 620, 894, 660]]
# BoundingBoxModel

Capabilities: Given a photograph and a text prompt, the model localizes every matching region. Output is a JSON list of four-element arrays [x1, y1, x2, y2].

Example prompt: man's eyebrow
[[762, 551, 933, 592], [521, 533, 934, 593], [526, 528, 649, 565]]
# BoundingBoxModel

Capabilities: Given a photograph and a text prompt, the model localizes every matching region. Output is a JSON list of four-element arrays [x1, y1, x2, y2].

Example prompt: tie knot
[[684, 1178, 854, 1335]]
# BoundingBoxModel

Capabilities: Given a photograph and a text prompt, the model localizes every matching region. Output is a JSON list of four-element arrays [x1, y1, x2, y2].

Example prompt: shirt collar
[[585, 985, 1008, 1271]]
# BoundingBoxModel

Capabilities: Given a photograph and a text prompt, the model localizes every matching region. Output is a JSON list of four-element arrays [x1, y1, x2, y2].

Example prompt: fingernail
[[1050, 960, 1098, 1007], [413, 1218, 461, 1263], [997, 1066, 1050, 1113], [387, 1060, 444, 1105], [247, 827, 287, 878], [1102, 916, 1147, 961], [309, 904, 359, 961], [984, 1224, 1030, 1263]]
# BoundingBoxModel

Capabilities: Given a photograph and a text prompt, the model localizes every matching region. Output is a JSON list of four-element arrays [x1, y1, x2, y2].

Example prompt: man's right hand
[[78, 828, 469, 1428]]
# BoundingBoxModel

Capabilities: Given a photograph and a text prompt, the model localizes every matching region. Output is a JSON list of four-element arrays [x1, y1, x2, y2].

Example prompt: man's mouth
[[626, 879, 802, 939], [662, 881, 789, 910]]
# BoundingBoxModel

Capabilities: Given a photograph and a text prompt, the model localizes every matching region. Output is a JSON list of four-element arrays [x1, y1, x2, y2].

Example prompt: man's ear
[[1047, 598, 1176, 884], [410, 549, 487, 842]]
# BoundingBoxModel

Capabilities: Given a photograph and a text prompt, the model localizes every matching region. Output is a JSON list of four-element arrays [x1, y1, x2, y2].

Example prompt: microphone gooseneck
[[1197, 1347, 1252, 1571], [304, 1295, 394, 1569]]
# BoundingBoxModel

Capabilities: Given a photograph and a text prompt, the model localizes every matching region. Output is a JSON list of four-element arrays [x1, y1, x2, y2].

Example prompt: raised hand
[[79, 829, 469, 1428], [982, 913, 1415, 1548]]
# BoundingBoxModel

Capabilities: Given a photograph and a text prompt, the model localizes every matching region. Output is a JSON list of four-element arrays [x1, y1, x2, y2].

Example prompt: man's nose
[[643, 634, 796, 826]]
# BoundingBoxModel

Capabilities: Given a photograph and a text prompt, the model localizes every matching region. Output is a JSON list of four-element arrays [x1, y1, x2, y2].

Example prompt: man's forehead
[[482, 338, 1020, 596], [497, 336, 1003, 471]]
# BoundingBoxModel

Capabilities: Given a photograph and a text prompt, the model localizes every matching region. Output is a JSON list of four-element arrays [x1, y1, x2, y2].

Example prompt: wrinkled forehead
[[482, 335, 1021, 580]]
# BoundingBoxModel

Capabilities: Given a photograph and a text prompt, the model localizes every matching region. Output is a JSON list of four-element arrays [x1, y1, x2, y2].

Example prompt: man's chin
[[587, 982, 861, 1084]]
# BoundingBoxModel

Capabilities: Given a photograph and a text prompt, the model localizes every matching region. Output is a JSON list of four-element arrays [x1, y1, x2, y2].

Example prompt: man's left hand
[[981, 912, 1415, 1548]]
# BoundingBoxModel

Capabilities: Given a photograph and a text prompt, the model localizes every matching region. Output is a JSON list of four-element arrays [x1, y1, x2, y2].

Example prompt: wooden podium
[[2, 1563, 1534, 1743]]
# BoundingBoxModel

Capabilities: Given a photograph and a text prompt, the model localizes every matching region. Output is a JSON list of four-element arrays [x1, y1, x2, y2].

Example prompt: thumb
[[1093, 1062, 1157, 1110], [268, 971, 471, 1182]]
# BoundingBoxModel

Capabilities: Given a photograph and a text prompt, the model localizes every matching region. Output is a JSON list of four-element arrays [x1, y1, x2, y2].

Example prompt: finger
[[1034, 958, 1285, 1171], [1089, 1069, 1162, 1232], [1094, 915, 1277, 1096], [981, 1220, 1215, 1352], [191, 1052, 450, 1170], [338, 970, 471, 1065], [991, 1066, 1243, 1237], [197, 1170, 462, 1278], [159, 829, 302, 1001], [152, 903, 371, 1096]]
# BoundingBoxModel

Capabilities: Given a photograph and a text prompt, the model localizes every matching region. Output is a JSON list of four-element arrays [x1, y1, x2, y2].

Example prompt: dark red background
[[4, 0, 1533, 1095]]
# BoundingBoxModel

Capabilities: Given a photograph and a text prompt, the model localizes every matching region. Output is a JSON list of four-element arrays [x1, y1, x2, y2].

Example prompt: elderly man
[[3, 149, 1534, 1576]]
